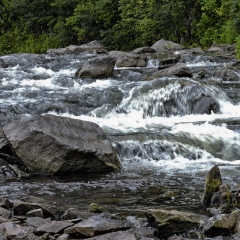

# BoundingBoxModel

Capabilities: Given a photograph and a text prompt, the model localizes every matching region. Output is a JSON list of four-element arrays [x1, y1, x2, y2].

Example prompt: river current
[[0, 52, 240, 217]]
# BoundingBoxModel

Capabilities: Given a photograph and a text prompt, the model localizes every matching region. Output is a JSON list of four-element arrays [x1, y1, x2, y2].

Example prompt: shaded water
[[0, 52, 240, 217]]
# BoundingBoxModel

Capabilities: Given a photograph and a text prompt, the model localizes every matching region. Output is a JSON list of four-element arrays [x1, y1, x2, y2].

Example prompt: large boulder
[[201, 209, 240, 237], [146, 63, 192, 80], [75, 55, 117, 78], [109, 51, 147, 68], [151, 39, 184, 53], [47, 40, 107, 54], [146, 209, 206, 238], [3, 114, 121, 175]]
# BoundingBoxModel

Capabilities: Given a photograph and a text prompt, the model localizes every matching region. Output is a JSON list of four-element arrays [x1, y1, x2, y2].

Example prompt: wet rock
[[0, 59, 8, 68], [56, 233, 69, 240], [202, 165, 222, 208], [26, 208, 46, 218], [0, 198, 13, 210], [0, 222, 27, 239], [61, 209, 93, 221], [201, 209, 240, 237], [89, 203, 106, 213], [109, 51, 147, 67], [211, 184, 231, 213], [151, 39, 184, 53], [146, 209, 206, 238], [64, 215, 131, 237], [0, 207, 12, 219], [146, 63, 192, 80], [26, 217, 51, 228], [35, 221, 73, 235], [131, 47, 156, 54], [47, 40, 107, 54], [81, 230, 138, 240], [158, 55, 180, 69], [3, 114, 121, 175], [179, 47, 204, 55], [213, 68, 240, 81], [14, 202, 54, 219], [75, 55, 117, 78]]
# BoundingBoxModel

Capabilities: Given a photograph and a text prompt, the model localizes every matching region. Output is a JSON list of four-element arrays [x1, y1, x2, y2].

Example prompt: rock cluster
[[0, 198, 158, 240]]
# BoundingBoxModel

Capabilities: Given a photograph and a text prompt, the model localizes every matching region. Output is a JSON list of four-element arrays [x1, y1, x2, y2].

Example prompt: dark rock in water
[[3, 114, 121, 175], [75, 55, 117, 78], [125, 78, 221, 117], [211, 184, 231, 213], [146, 63, 192, 80], [109, 51, 147, 67], [158, 55, 181, 69], [213, 68, 240, 81], [201, 209, 240, 237], [14, 202, 54, 219], [131, 47, 156, 54], [0, 59, 8, 68], [146, 209, 206, 238], [202, 165, 222, 208]]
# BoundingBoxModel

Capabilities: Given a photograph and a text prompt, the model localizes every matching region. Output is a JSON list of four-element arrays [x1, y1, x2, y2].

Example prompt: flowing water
[[0, 52, 240, 217]]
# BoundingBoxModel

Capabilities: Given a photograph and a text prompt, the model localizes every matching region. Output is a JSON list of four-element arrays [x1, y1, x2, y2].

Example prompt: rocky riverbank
[[0, 166, 240, 239]]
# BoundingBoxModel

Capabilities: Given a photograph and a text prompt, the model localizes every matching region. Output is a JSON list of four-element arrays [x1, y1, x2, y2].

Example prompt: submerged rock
[[3, 114, 121, 175]]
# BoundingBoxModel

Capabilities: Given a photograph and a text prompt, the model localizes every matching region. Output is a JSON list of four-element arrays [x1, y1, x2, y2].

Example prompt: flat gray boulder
[[3, 114, 121, 175], [75, 55, 117, 78], [151, 39, 184, 53], [47, 40, 107, 54], [109, 51, 147, 68]]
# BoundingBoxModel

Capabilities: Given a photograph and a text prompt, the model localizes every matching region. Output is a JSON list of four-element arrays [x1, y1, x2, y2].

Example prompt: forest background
[[0, 0, 240, 57]]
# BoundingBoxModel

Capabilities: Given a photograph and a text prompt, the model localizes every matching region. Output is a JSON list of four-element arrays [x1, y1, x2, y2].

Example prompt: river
[[0, 52, 240, 218]]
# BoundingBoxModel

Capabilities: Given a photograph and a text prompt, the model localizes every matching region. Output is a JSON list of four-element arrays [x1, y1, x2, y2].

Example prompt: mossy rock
[[202, 165, 222, 207]]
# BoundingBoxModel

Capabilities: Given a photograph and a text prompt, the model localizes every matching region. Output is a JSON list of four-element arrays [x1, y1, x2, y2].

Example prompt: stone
[[151, 39, 184, 53], [26, 217, 51, 228], [75, 55, 117, 78], [202, 209, 240, 237], [26, 208, 45, 218], [0, 207, 11, 219], [146, 209, 206, 238], [35, 221, 74, 235], [146, 63, 192, 80], [202, 165, 222, 207], [47, 40, 107, 54], [0, 222, 27, 239], [56, 233, 70, 240], [89, 203, 106, 213], [13, 202, 54, 219], [0, 198, 13, 210], [109, 51, 147, 67], [3, 114, 121, 175], [131, 47, 156, 54], [81, 230, 138, 240], [64, 215, 131, 237], [211, 184, 231, 213]]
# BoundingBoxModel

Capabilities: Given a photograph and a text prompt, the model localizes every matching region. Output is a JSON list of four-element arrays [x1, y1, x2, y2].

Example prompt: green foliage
[[236, 37, 240, 60], [0, 0, 239, 53]]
